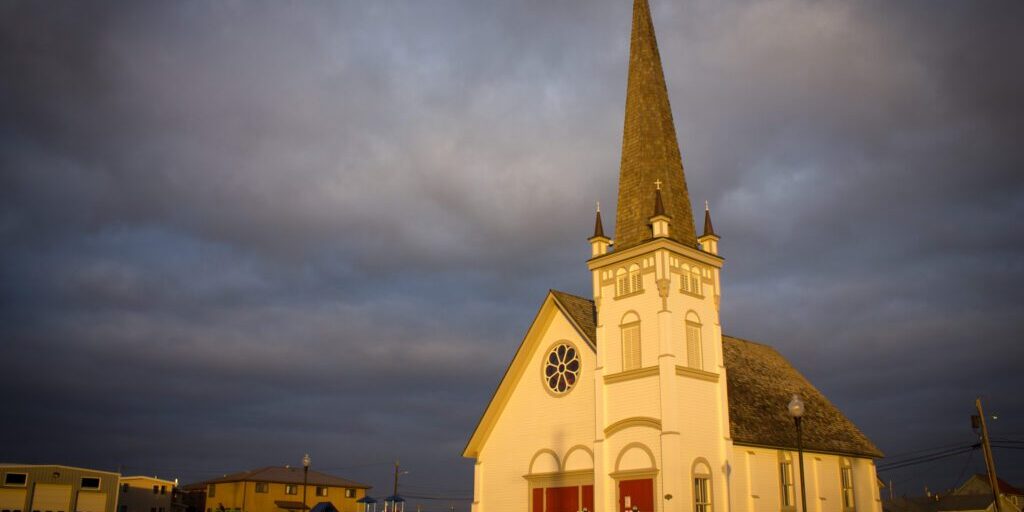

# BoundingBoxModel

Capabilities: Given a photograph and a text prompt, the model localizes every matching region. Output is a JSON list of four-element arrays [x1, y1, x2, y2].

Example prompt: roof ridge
[[549, 288, 593, 303]]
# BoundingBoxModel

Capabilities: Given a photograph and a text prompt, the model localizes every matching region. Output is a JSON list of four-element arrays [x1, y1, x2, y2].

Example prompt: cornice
[[588, 237, 723, 271]]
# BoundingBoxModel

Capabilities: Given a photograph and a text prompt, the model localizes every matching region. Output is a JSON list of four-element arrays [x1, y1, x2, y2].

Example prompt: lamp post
[[303, 454, 311, 512], [788, 395, 807, 512]]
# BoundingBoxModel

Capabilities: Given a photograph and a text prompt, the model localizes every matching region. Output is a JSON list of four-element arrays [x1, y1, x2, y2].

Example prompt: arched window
[[778, 452, 795, 510], [840, 458, 856, 511], [621, 312, 641, 371], [681, 266, 702, 296], [629, 264, 642, 294], [692, 459, 712, 512], [615, 264, 643, 297], [685, 311, 702, 370]]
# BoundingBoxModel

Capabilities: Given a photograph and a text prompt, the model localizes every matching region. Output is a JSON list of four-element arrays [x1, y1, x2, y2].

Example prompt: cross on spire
[[655, 179, 662, 190]]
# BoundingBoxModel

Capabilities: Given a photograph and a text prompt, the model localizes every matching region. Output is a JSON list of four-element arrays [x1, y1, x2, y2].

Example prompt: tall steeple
[[614, 0, 696, 251]]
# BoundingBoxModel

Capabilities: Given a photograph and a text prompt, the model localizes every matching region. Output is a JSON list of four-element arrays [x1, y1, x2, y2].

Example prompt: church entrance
[[618, 479, 654, 512], [532, 485, 594, 512]]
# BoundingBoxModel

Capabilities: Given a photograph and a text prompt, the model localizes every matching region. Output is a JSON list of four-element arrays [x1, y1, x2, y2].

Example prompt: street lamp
[[788, 395, 808, 512], [303, 454, 311, 512]]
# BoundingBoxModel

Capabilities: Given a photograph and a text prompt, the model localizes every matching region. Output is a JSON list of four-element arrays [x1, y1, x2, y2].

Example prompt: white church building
[[462, 2, 884, 512]]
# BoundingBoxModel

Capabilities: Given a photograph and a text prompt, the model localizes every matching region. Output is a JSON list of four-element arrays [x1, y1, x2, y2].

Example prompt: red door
[[582, 485, 594, 512], [545, 486, 579, 512], [618, 479, 654, 512]]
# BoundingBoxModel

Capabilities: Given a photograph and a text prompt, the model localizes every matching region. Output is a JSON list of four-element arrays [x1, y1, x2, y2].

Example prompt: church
[[462, 1, 883, 512]]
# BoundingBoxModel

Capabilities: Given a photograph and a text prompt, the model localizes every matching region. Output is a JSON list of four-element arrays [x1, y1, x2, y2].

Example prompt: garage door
[[32, 484, 71, 512], [75, 493, 106, 512], [0, 488, 27, 512]]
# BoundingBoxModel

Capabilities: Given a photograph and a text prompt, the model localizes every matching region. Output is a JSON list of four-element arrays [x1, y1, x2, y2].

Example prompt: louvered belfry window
[[622, 323, 641, 371], [686, 322, 702, 370]]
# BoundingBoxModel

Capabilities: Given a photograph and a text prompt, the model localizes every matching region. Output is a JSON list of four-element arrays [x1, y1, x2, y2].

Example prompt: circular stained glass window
[[544, 343, 580, 395]]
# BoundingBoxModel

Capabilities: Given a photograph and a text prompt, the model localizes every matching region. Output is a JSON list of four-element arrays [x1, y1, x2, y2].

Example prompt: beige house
[[462, 1, 884, 512], [185, 467, 370, 512], [117, 476, 178, 512], [0, 464, 120, 512]]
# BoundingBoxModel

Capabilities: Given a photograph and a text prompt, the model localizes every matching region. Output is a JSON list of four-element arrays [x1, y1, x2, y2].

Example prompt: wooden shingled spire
[[614, 0, 696, 251]]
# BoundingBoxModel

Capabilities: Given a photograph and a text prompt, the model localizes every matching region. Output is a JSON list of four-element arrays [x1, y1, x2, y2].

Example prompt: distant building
[[183, 467, 370, 512], [117, 476, 179, 512], [0, 464, 120, 512], [947, 474, 1024, 511], [882, 474, 1023, 512]]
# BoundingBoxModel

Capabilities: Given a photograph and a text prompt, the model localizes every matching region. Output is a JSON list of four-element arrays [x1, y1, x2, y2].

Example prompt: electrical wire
[[877, 446, 976, 472]]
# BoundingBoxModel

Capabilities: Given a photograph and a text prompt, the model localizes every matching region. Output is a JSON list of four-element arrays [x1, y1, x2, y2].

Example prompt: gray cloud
[[2, 0, 1022, 503]]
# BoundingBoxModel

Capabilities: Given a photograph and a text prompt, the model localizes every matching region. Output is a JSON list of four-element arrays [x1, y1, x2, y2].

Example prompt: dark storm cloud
[[1, 0, 1022, 503]]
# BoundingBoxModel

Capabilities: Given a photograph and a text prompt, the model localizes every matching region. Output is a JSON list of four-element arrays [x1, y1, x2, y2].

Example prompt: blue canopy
[[356, 497, 378, 504], [384, 495, 406, 503], [310, 503, 339, 512]]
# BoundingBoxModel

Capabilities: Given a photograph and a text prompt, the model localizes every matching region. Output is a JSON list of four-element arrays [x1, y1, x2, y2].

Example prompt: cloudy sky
[[2, 0, 1023, 506]]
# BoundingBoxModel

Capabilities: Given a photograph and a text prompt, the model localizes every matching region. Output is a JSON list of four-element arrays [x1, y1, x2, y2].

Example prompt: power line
[[877, 446, 976, 472]]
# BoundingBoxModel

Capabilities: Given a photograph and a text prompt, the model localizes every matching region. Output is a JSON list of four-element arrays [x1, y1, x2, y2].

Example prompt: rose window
[[544, 343, 580, 394]]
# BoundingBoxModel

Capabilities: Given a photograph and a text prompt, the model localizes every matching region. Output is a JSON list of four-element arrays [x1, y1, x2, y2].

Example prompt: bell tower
[[588, 2, 729, 512]]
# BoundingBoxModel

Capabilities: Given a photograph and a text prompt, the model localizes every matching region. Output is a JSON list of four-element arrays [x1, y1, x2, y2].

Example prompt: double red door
[[533, 485, 594, 512], [618, 479, 654, 512]]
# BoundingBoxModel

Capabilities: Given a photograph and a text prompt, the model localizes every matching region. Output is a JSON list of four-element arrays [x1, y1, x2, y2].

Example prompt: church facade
[[462, 2, 883, 512]]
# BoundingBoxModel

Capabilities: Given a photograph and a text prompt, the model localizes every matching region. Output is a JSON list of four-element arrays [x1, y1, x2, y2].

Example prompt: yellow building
[[463, 2, 884, 512], [185, 467, 370, 512], [117, 476, 179, 512], [0, 464, 120, 512]]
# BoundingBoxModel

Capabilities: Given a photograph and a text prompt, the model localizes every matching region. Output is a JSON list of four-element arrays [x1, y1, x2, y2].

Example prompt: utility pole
[[393, 460, 400, 497], [974, 398, 1001, 512]]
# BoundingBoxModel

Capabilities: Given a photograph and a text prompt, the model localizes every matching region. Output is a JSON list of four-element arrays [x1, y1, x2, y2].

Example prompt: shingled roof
[[614, 0, 697, 251], [551, 290, 882, 458], [184, 466, 371, 490]]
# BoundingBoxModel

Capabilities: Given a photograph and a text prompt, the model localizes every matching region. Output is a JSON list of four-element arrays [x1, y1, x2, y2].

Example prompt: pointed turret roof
[[592, 203, 606, 239], [614, 0, 696, 251], [652, 185, 667, 218], [703, 201, 716, 237]]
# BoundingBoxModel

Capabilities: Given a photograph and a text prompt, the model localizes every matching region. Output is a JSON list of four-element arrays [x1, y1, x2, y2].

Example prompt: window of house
[[153, 486, 159, 495], [207, 485, 216, 498], [285, 485, 298, 495], [316, 487, 328, 497], [685, 313, 702, 370], [694, 477, 711, 512], [779, 462, 795, 509], [840, 460, 855, 510], [160, 486, 166, 495], [345, 489, 356, 499], [80, 478, 101, 490], [4, 473, 27, 486], [621, 316, 641, 371], [255, 483, 268, 493], [121, 484, 129, 494]]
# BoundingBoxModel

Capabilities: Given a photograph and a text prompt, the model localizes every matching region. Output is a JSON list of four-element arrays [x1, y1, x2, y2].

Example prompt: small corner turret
[[650, 180, 671, 239], [698, 200, 720, 255], [589, 201, 612, 257]]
